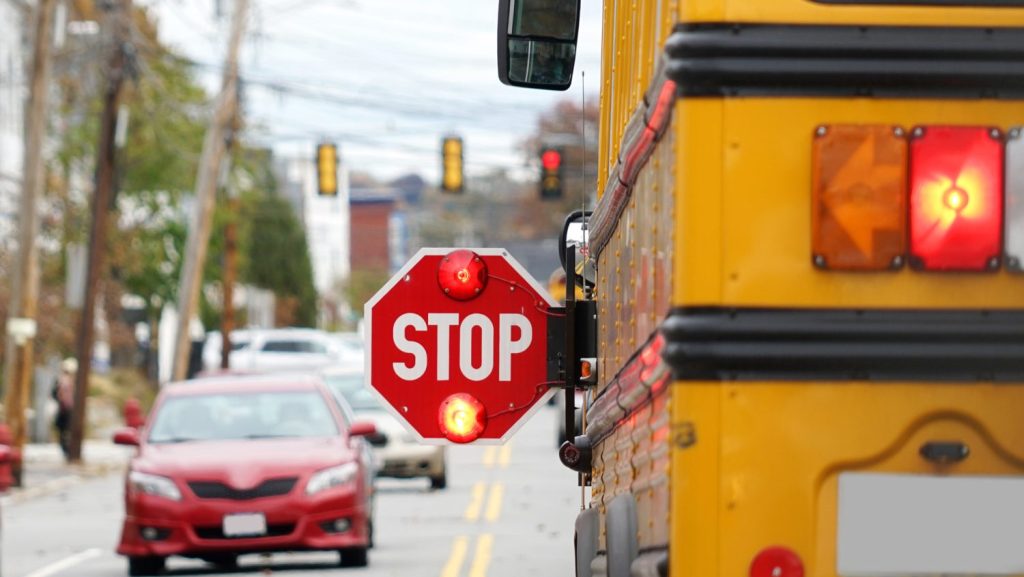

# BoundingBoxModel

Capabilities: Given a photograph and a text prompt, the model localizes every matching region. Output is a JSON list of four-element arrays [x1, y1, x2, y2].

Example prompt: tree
[[243, 194, 317, 327]]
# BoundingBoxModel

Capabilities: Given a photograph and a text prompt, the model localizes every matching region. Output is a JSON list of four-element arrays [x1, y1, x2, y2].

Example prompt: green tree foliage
[[243, 194, 318, 327]]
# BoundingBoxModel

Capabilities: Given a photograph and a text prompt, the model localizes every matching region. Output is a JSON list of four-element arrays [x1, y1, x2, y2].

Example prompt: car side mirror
[[349, 421, 377, 438], [497, 0, 580, 91], [112, 427, 141, 447], [561, 210, 595, 289]]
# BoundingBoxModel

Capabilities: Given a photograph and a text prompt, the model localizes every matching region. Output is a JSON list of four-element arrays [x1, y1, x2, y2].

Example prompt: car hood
[[134, 437, 354, 485]]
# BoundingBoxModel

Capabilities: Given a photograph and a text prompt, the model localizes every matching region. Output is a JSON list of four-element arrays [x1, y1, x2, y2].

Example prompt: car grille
[[193, 523, 296, 540], [187, 478, 297, 500]]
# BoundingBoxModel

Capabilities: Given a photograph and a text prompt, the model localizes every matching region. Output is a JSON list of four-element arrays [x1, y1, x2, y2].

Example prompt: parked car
[[207, 328, 342, 374], [113, 373, 376, 575], [322, 366, 448, 490]]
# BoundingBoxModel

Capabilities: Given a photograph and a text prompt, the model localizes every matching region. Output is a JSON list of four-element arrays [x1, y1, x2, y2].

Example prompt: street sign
[[365, 248, 559, 444]]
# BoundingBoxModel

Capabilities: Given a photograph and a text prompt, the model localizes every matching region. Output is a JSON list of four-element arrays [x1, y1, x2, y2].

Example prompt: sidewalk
[[1, 441, 134, 506]]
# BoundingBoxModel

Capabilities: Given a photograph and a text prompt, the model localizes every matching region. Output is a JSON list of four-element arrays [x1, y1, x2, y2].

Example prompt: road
[[3, 405, 582, 577]]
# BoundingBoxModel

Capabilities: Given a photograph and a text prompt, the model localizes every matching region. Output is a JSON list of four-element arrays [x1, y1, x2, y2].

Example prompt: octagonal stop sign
[[364, 248, 559, 444]]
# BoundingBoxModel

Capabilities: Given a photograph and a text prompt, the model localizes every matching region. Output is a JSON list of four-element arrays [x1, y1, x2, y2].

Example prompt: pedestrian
[[51, 357, 77, 459]]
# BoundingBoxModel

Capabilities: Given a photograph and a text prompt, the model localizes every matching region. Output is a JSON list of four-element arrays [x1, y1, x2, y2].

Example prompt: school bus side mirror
[[561, 210, 595, 289], [497, 0, 580, 91]]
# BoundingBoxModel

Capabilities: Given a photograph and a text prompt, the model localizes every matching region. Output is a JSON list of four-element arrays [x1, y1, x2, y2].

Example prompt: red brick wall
[[350, 201, 393, 271]]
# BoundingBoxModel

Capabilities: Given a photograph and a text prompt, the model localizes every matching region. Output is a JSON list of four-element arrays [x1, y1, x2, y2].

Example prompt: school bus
[[499, 0, 1024, 576]]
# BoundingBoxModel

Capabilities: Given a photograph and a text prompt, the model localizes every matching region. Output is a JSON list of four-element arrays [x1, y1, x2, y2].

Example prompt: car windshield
[[147, 390, 339, 443], [324, 373, 382, 412]]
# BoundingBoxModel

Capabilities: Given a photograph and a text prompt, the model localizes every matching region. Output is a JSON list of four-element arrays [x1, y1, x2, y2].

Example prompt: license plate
[[222, 513, 266, 537], [838, 473, 1024, 576]]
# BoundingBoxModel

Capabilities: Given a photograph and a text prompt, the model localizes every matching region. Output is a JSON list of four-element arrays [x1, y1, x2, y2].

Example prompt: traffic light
[[317, 143, 338, 196], [441, 136, 464, 193], [540, 147, 563, 199]]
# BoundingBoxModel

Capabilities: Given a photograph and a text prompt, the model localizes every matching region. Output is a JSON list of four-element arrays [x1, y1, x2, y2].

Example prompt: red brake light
[[438, 393, 486, 443], [750, 546, 804, 577], [909, 126, 1003, 271], [437, 249, 488, 300]]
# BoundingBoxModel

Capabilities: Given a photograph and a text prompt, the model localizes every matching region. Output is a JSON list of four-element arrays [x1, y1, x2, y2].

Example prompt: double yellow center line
[[441, 443, 511, 577]]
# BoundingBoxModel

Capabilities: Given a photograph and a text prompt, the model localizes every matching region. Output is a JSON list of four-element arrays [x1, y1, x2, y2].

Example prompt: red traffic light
[[750, 547, 804, 577], [438, 393, 486, 443], [437, 249, 488, 300], [541, 149, 562, 171]]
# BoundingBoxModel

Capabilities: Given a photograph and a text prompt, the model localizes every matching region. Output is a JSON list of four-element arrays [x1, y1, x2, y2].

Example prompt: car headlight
[[128, 471, 182, 501], [306, 462, 359, 496]]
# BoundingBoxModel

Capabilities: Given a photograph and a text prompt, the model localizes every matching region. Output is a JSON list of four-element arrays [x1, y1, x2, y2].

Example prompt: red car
[[113, 374, 376, 575]]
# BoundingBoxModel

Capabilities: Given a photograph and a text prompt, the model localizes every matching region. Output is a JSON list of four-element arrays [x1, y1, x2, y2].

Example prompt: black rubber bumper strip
[[665, 23, 1024, 98], [661, 308, 1024, 381]]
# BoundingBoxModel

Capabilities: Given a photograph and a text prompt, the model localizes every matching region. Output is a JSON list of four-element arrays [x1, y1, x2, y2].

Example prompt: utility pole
[[220, 114, 242, 370], [172, 0, 249, 381], [68, 0, 132, 463], [3, 0, 57, 485]]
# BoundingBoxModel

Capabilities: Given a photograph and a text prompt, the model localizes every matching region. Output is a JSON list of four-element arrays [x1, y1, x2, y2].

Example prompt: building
[[274, 153, 351, 296], [0, 0, 28, 247], [349, 191, 396, 273]]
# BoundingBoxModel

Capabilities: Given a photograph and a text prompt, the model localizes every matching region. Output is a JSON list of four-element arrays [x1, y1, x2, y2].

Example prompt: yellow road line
[[482, 446, 497, 468], [468, 534, 494, 577], [440, 536, 469, 577], [464, 482, 486, 521], [484, 483, 504, 522], [498, 443, 512, 468]]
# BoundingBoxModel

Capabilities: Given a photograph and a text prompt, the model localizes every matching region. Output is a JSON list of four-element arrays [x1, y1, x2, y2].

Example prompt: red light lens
[[437, 249, 488, 300], [909, 126, 1003, 271], [438, 393, 486, 443], [750, 546, 804, 577], [541, 149, 562, 171]]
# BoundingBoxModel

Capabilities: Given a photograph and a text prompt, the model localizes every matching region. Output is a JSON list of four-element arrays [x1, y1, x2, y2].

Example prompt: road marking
[[440, 536, 469, 577], [498, 443, 512, 468], [464, 481, 486, 521], [484, 482, 504, 522], [24, 548, 103, 577], [482, 446, 497, 467], [469, 533, 494, 577]]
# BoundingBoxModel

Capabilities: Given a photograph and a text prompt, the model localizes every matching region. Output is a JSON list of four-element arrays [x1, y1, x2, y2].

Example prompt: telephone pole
[[3, 0, 57, 485], [172, 0, 248, 381], [67, 0, 133, 463]]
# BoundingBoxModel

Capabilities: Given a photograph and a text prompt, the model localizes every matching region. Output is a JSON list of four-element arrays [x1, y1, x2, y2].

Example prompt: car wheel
[[127, 555, 166, 576], [339, 546, 369, 567], [429, 470, 447, 490]]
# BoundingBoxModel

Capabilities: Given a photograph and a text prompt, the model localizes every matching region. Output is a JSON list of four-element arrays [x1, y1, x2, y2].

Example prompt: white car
[[321, 366, 448, 490], [205, 328, 342, 374]]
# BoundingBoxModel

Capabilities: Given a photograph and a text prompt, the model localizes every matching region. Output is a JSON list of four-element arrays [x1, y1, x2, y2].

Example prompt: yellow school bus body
[[583, 1, 1024, 576]]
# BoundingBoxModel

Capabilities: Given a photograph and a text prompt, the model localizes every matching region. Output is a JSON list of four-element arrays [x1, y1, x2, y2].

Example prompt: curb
[[0, 462, 125, 507]]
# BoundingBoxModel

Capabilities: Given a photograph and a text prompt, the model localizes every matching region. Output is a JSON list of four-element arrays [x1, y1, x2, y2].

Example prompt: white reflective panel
[[1005, 129, 1024, 271], [838, 473, 1024, 576]]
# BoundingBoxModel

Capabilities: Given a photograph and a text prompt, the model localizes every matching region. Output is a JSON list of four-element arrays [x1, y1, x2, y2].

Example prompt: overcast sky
[[147, 0, 603, 183]]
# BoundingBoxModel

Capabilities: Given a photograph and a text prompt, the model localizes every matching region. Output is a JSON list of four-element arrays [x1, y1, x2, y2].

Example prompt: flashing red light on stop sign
[[437, 249, 488, 301], [364, 248, 558, 444], [909, 126, 1003, 271]]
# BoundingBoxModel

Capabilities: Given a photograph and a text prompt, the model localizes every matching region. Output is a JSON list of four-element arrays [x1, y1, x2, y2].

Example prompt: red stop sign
[[364, 248, 558, 444]]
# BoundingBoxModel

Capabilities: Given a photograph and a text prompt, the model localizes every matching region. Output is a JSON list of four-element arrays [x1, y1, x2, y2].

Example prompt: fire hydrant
[[0, 423, 19, 491], [124, 398, 145, 429]]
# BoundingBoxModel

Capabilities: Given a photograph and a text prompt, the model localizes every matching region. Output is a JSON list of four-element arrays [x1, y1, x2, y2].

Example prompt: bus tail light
[[1004, 128, 1024, 271], [812, 125, 907, 270], [438, 393, 486, 443], [750, 546, 804, 577], [909, 126, 1003, 272]]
